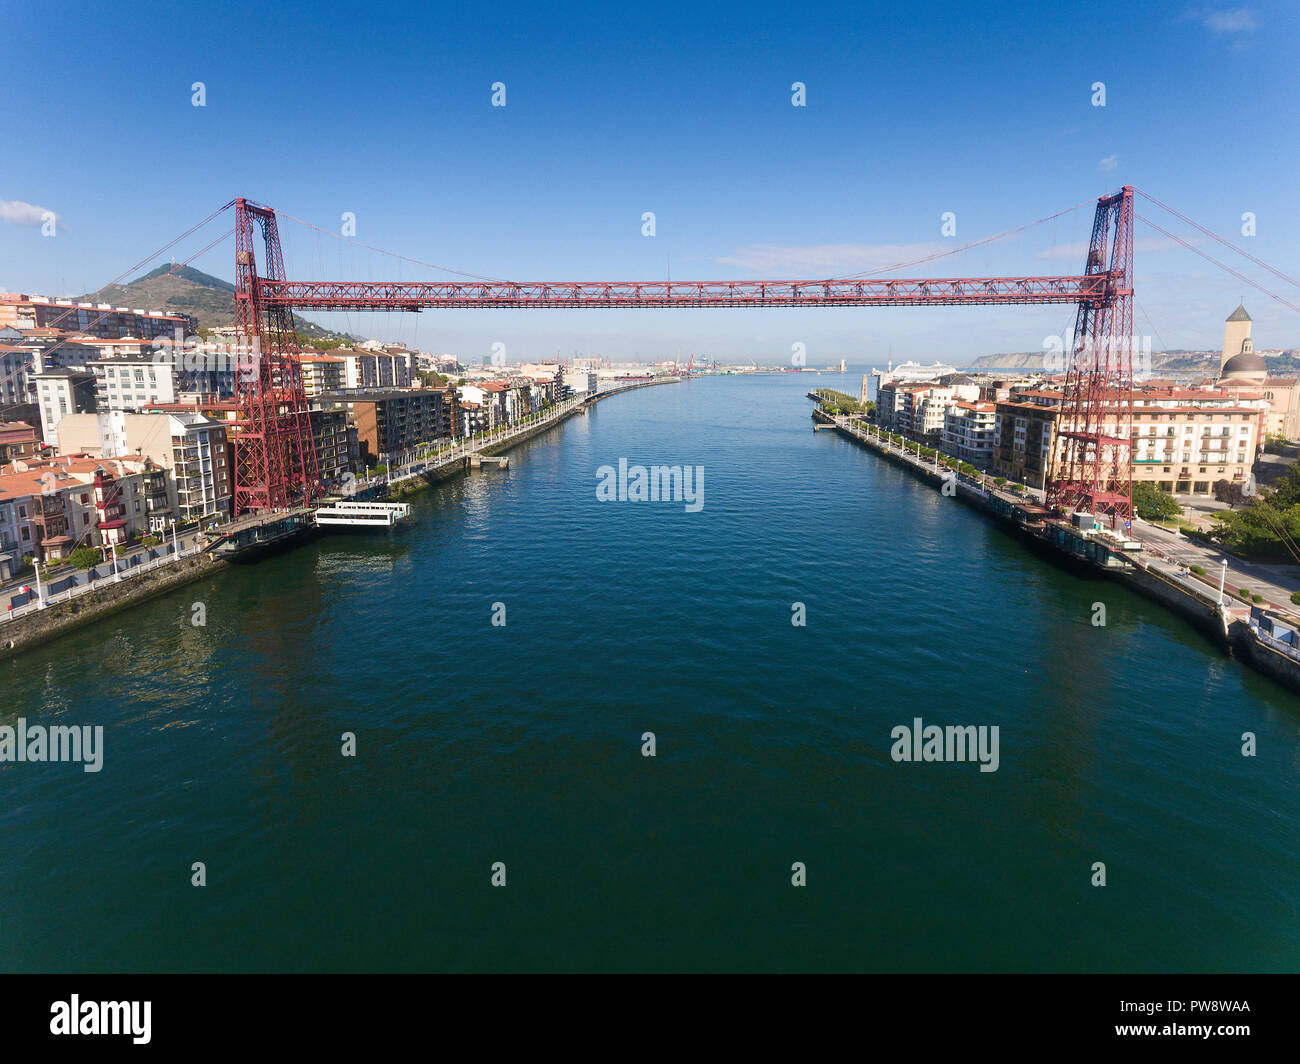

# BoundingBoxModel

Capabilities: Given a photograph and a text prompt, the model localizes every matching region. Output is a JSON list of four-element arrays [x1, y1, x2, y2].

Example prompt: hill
[[79, 265, 358, 343], [968, 350, 1222, 375]]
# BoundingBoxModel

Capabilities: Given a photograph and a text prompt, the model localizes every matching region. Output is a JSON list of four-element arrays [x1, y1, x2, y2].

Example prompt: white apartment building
[[888, 383, 980, 438], [294, 353, 345, 397], [56, 410, 232, 521], [338, 348, 412, 390], [942, 401, 998, 468]]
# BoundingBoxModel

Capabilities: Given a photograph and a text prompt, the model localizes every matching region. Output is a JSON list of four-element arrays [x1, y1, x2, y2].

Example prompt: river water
[[2, 373, 1297, 971]]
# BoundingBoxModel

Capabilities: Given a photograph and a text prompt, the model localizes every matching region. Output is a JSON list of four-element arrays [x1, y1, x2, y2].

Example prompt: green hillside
[[80, 265, 358, 343]]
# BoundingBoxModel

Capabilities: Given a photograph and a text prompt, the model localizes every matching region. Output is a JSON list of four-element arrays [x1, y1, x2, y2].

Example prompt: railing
[[1252, 624, 1300, 663], [2, 540, 204, 623]]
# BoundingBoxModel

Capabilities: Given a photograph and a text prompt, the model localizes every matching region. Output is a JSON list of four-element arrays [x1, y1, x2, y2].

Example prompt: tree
[[1132, 481, 1182, 521], [1213, 479, 1250, 508], [1267, 464, 1300, 509], [66, 546, 101, 570], [1209, 484, 1300, 560]]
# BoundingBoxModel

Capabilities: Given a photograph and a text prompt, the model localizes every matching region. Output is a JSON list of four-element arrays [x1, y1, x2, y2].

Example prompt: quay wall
[[821, 414, 1300, 691], [0, 553, 228, 661], [1230, 621, 1300, 691]]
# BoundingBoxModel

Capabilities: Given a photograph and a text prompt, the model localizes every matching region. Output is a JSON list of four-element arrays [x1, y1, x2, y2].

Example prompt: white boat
[[313, 501, 412, 529]]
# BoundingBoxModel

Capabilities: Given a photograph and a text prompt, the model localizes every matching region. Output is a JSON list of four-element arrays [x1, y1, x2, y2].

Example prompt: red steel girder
[[258, 274, 1113, 311]]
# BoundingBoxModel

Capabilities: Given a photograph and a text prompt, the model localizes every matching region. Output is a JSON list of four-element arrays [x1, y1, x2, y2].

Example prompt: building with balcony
[[0, 294, 195, 340], [318, 388, 457, 467], [942, 401, 998, 469], [993, 386, 1266, 496], [335, 348, 412, 390], [0, 454, 152, 563], [54, 411, 232, 522], [309, 406, 355, 487], [293, 353, 346, 398]]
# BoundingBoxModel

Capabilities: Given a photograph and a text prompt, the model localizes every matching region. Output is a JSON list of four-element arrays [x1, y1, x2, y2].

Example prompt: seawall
[[818, 411, 1300, 692], [0, 553, 228, 661]]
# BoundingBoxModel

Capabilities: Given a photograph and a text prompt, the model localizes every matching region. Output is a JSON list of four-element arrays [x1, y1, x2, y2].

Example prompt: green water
[[2, 374, 1297, 971]]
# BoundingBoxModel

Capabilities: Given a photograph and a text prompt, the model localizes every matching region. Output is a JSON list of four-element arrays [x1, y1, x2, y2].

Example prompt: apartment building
[[880, 382, 980, 440], [992, 387, 1266, 496], [0, 454, 152, 564], [336, 347, 412, 390], [309, 406, 354, 485], [88, 347, 244, 413], [56, 411, 233, 522], [0, 294, 194, 340], [992, 390, 1062, 489], [321, 388, 457, 466], [33, 370, 99, 444], [942, 401, 998, 469], [0, 421, 39, 461], [0, 342, 29, 405], [294, 353, 346, 398]]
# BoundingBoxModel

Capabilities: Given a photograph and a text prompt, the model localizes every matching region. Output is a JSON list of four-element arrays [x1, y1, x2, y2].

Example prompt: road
[[1131, 519, 1300, 613]]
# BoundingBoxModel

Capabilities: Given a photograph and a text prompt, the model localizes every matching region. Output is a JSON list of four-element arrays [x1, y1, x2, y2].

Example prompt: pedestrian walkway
[[2, 538, 204, 622]]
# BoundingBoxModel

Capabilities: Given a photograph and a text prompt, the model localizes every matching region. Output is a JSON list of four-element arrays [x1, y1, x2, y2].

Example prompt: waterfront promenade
[[820, 405, 1300, 691], [2, 534, 206, 623], [825, 410, 1300, 624]]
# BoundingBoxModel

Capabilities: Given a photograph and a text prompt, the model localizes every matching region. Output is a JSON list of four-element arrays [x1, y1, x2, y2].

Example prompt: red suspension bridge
[[227, 187, 1141, 522]]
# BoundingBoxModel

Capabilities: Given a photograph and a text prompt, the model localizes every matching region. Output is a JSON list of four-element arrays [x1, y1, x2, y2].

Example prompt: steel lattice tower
[[1046, 186, 1135, 527], [233, 198, 321, 513]]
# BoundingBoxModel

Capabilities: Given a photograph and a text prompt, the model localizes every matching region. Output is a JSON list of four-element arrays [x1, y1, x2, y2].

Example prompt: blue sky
[[3, 0, 1298, 363]]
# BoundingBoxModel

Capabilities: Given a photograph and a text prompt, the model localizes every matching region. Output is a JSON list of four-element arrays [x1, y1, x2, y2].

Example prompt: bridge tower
[[1046, 186, 1135, 527], [232, 198, 321, 514]]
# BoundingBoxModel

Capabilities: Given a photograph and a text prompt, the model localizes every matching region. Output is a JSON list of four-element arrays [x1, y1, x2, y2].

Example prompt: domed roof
[[1222, 350, 1267, 378]]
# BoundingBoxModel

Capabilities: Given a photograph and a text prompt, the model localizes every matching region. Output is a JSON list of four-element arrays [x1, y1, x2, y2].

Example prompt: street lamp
[[1217, 558, 1228, 606]]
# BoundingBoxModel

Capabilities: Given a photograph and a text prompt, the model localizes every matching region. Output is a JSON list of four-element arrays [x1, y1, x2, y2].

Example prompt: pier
[[203, 508, 317, 560]]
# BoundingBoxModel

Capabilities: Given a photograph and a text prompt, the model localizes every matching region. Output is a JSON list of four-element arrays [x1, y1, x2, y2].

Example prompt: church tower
[[1221, 304, 1253, 374]]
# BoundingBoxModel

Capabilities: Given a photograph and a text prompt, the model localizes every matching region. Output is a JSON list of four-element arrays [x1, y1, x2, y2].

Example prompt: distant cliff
[[968, 350, 1224, 375]]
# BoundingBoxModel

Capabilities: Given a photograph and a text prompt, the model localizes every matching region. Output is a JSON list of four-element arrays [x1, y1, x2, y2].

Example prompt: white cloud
[[0, 199, 61, 228], [1194, 7, 1258, 33], [1099, 154, 1119, 172], [714, 241, 949, 276]]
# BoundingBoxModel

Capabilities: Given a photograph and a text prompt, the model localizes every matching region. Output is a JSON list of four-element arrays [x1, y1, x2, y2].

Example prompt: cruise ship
[[871, 359, 957, 383]]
